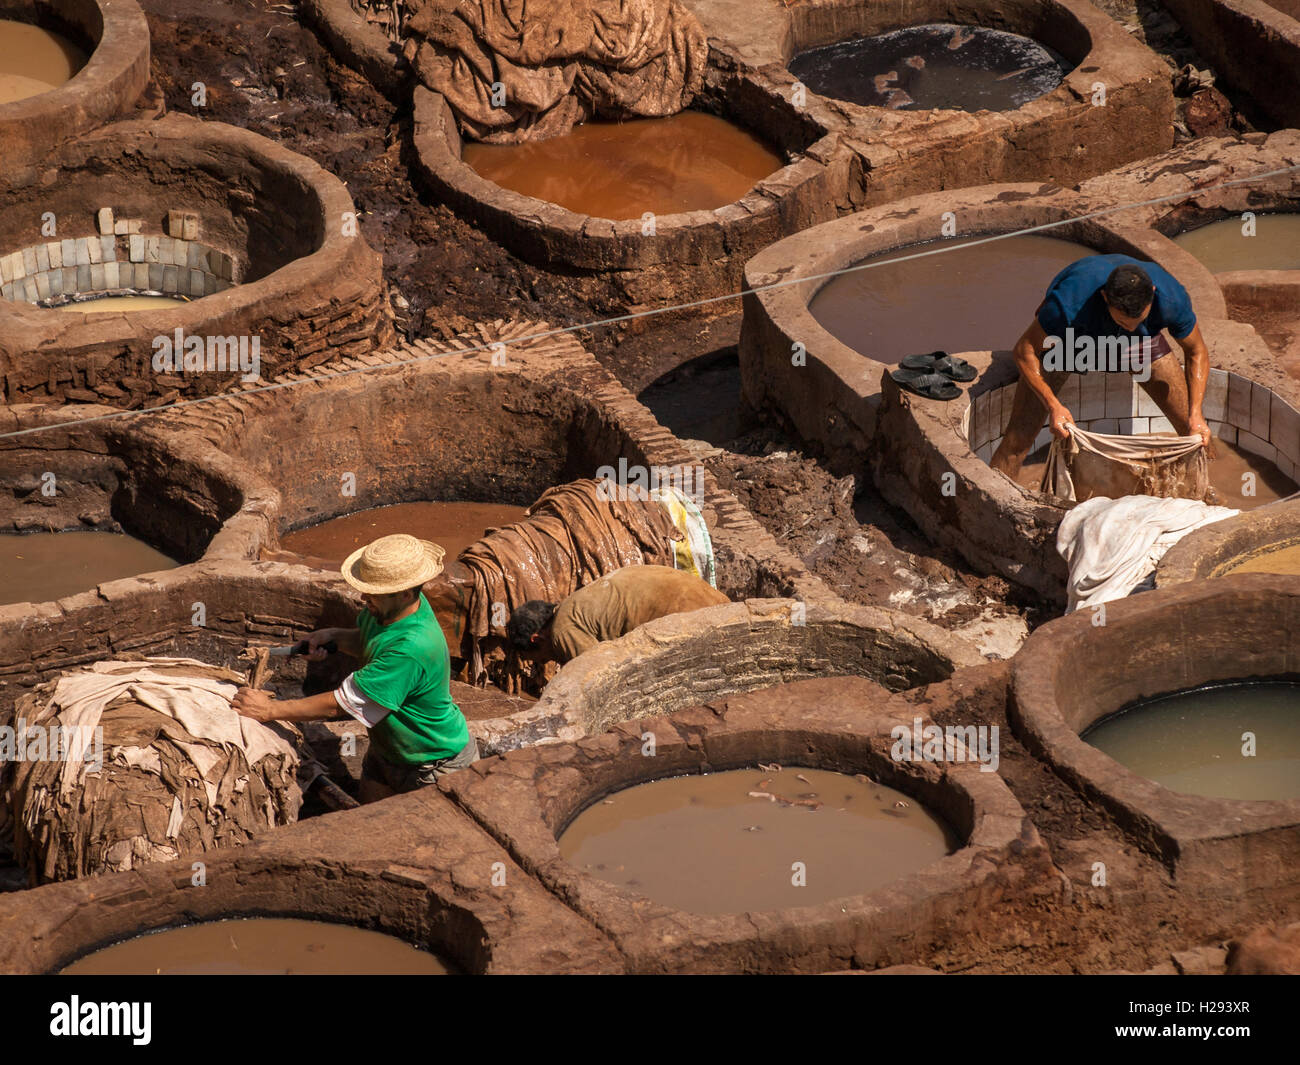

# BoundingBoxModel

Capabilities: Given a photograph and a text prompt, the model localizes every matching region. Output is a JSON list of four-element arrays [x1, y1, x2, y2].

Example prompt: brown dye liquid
[[461, 111, 784, 220], [1082, 681, 1300, 801], [61, 917, 452, 975], [0, 19, 86, 105], [1014, 435, 1296, 510], [788, 23, 1068, 112], [1225, 542, 1300, 575], [0, 531, 177, 606], [54, 295, 190, 314], [279, 501, 529, 568], [558, 767, 957, 914], [1173, 215, 1300, 273], [809, 234, 1092, 363]]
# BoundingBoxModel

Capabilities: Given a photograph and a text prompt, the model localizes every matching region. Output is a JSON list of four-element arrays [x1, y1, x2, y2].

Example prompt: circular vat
[[0, 0, 150, 168], [1010, 577, 1300, 887], [0, 781, 621, 973], [1154, 0, 1300, 128], [1157, 495, 1300, 585], [476, 598, 983, 755], [741, 182, 1221, 471], [151, 322, 837, 670], [770, 0, 1173, 195], [440, 676, 1049, 973], [0, 113, 392, 406], [1148, 181, 1300, 380], [879, 355, 1300, 601], [557, 765, 958, 915], [62, 916, 454, 974], [410, 58, 849, 306], [789, 22, 1071, 113], [0, 402, 265, 611]]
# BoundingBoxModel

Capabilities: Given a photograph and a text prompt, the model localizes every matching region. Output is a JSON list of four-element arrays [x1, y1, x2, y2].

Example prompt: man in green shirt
[[233, 533, 478, 800]]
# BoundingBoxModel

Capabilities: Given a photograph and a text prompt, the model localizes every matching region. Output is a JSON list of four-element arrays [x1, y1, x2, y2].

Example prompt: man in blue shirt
[[989, 255, 1212, 478]]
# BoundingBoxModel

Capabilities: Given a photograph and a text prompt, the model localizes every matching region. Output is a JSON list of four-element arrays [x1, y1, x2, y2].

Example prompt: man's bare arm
[[1015, 319, 1074, 439], [1175, 324, 1212, 447]]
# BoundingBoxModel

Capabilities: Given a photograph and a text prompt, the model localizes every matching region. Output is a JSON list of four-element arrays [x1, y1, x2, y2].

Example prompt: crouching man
[[506, 564, 729, 666], [233, 534, 478, 801]]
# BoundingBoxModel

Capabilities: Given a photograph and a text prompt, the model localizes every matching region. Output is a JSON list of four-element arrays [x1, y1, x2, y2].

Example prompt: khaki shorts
[[362, 737, 480, 793]]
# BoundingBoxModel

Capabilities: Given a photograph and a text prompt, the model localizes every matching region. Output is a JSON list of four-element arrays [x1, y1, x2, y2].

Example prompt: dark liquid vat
[[789, 23, 1069, 112]]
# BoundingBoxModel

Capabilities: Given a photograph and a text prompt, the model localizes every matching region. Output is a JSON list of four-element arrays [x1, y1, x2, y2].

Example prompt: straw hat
[[341, 534, 446, 595]]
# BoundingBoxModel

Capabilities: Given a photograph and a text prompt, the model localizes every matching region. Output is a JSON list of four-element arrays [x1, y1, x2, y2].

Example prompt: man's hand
[[1189, 412, 1214, 454], [232, 687, 277, 722], [1048, 403, 1075, 441], [303, 629, 337, 663]]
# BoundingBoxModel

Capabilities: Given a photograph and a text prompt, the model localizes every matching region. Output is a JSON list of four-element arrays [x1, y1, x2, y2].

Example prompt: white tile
[[1102, 373, 1130, 418], [1149, 416, 1173, 433], [1237, 429, 1276, 464], [1218, 424, 1238, 444], [1204, 369, 1228, 423], [1227, 372, 1252, 429], [1092, 418, 1119, 434], [1251, 383, 1272, 442], [1135, 390, 1161, 416], [1270, 394, 1300, 465]]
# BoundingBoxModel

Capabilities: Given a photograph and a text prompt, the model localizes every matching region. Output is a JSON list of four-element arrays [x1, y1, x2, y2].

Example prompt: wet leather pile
[[2, 659, 301, 884], [400, 0, 708, 143], [458, 479, 680, 682]]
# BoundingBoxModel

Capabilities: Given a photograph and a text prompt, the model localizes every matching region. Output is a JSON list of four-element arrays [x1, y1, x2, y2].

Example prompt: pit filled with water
[[788, 23, 1070, 112], [461, 111, 785, 219], [1082, 680, 1300, 801], [0, 531, 178, 605], [557, 766, 957, 913], [1172, 215, 1300, 273], [809, 234, 1092, 363], [0, 18, 86, 106], [274, 501, 530, 568], [51, 294, 191, 314], [1225, 542, 1300, 574], [60, 917, 453, 974]]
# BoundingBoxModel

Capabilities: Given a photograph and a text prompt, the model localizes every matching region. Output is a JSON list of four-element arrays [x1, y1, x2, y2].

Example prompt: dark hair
[[506, 600, 556, 650], [1102, 265, 1155, 317]]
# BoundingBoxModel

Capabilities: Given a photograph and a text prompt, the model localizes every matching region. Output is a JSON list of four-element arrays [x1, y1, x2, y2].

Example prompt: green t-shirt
[[352, 594, 469, 765]]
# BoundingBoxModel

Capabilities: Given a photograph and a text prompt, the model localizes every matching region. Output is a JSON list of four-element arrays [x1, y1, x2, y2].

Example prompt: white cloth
[[1057, 495, 1239, 611]]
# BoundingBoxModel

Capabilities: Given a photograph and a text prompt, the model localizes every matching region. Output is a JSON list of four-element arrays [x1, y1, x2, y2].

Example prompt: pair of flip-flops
[[889, 351, 978, 400]]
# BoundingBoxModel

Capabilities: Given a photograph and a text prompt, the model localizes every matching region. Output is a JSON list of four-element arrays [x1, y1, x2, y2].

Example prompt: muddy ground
[[138, 0, 731, 372]]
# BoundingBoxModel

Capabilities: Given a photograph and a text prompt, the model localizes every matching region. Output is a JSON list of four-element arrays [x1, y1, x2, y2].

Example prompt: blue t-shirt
[[1036, 254, 1197, 344]]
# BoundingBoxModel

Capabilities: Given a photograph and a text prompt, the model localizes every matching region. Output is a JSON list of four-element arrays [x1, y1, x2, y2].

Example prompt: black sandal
[[890, 369, 961, 400], [899, 351, 978, 382], [900, 352, 943, 372], [932, 354, 977, 382]]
